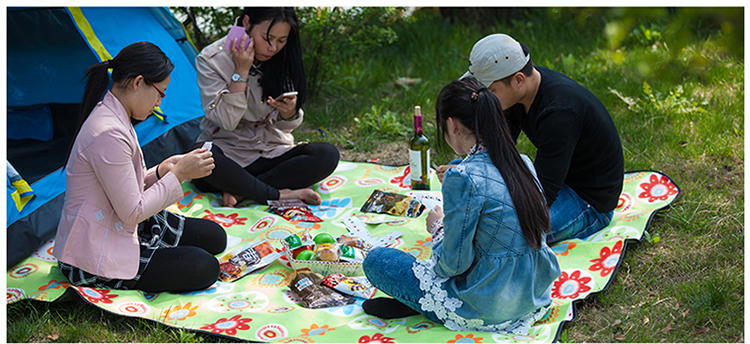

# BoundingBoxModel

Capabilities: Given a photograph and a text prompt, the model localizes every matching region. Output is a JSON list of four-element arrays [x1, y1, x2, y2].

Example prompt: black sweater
[[504, 66, 624, 213]]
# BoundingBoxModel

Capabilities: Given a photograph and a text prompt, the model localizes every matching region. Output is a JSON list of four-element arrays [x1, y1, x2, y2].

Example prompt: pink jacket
[[53, 91, 183, 279]]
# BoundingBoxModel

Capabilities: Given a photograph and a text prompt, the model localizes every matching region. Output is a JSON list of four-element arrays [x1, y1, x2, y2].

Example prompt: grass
[[7, 7, 744, 342]]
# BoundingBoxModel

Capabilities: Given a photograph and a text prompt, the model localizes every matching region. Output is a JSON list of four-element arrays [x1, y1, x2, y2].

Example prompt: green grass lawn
[[8, 7, 743, 342]]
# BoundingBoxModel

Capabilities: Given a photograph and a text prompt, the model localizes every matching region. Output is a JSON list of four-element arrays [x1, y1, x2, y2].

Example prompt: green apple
[[295, 249, 314, 260], [313, 232, 335, 245]]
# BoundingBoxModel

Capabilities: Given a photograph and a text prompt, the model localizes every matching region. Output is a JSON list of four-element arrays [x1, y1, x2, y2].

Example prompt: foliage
[[9, 7, 744, 343], [297, 7, 407, 96]]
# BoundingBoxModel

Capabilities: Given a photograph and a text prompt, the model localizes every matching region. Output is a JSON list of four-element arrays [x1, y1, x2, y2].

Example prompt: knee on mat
[[191, 251, 221, 290], [309, 142, 340, 172], [202, 220, 228, 255], [362, 247, 390, 285]]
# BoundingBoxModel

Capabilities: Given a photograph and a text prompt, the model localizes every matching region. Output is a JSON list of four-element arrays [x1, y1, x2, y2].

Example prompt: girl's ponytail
[[64, 60, 111, 168], [436, 77, 549, 249]]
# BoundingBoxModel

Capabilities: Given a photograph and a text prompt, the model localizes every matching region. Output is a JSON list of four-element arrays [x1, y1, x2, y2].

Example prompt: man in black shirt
[[450, 33, 624, 243]]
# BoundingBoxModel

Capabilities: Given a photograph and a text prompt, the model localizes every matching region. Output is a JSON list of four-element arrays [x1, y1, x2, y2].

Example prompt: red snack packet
[[321, 273, 377, 299], [268, 199, 323, 222], [218, 240, 281, 282]]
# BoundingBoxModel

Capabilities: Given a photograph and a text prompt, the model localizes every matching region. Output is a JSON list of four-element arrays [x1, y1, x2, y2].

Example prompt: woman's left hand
[[426, 206, 444, 234], [157, 154, 184, 177], [267, 95, 297, 119]]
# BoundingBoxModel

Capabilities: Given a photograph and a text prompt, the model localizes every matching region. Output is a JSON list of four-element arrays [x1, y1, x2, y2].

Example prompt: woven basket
[[281, 241, 366, 277]]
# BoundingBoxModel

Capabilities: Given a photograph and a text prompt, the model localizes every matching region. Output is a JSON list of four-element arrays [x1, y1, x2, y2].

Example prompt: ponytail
[[64, 42, 173, 168], [436, 77, 549, 249]]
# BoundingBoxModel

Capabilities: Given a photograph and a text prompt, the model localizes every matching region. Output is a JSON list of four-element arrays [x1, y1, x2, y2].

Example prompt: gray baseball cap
[[461, 34, 530, 87]]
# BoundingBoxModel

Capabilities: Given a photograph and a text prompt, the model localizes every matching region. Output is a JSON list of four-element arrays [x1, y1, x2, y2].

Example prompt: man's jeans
[[546, 185, 613, 244]]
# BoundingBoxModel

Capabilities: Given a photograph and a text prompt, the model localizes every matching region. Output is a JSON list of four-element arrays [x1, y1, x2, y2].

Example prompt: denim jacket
[[411, 149, 561, 333]]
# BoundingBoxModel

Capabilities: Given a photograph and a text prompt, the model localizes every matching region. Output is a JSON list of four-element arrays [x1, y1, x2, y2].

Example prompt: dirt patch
[[336, 141, 409, 166]]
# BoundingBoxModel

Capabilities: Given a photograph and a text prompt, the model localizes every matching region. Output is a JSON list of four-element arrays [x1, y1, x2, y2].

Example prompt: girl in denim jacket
[[362, 77, 561, 334]]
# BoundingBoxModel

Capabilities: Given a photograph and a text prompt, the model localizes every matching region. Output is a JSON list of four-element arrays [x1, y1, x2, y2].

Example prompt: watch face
[[232, 73, 240, 81]]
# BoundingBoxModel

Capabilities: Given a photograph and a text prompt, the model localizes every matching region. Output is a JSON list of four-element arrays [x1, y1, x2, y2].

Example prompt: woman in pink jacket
[[53, 42, 226, 292]]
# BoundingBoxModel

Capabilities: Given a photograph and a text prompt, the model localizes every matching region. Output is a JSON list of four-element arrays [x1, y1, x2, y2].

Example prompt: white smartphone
[[201, 141, 213, 151], [274, 91, 298, 101]]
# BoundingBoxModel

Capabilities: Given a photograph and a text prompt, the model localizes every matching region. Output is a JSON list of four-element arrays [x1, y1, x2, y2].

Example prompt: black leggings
[[134, 213, 227, 293], [192, 142, 340, 203]]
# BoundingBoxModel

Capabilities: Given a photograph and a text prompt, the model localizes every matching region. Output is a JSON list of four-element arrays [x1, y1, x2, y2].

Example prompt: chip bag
[[268, 199, 323, 222], [218, 240, 281, 282]]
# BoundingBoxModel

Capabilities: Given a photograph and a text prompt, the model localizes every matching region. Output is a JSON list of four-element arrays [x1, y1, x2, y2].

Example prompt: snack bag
[[338, 244, 365, 263], [268, 199, 323, 222], [321, 273, 377, 299], [218, 240, 281, 282], [284, 231, 315, 259], [313, 242, 340, 262], [287, 269, 355, 308], [336, 235, 372, 251], [360, 190, 425, 218]]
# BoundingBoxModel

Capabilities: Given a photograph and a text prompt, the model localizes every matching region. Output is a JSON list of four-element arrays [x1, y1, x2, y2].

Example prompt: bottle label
[[408, 149, 430, 189]]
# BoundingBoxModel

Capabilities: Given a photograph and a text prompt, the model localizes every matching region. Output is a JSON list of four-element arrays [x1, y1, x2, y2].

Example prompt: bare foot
[[222, 192, 243, 207], [279, 188, 321, 205]]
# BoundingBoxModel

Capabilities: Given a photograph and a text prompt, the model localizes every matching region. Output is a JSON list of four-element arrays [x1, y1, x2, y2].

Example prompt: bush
[[297, 7, 407, 97]]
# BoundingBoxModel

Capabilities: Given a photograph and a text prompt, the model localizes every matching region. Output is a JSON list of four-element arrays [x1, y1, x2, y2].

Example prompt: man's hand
[[435, 165, 455, 183]]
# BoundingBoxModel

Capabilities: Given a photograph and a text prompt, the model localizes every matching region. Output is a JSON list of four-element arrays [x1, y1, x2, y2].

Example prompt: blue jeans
[[546, 185, 613, 244], [363, 247, 441, 323]]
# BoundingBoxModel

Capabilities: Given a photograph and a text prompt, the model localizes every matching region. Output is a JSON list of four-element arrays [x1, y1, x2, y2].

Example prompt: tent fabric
[[6, 7, 204, 268], [7, 105, 54, 141], [7, 8, 98, 107]]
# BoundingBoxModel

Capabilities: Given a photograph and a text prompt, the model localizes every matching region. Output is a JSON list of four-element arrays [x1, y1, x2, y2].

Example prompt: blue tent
[[7, 7, 205, 267]]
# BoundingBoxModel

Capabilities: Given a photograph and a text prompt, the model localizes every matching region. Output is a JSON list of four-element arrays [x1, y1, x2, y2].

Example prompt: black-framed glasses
[[151, 84, 166, 99]]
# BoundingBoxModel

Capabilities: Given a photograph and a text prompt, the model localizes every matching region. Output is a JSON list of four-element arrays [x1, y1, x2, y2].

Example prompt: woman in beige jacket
[[193, 7, 339, 207]]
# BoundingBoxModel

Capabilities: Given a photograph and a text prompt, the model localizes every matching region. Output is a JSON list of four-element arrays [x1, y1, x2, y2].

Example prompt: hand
[[267, 95, 298, 119], [157, 154, 184, 177], [171, 148, 214, 182], [230, 35, 254, 72], [426, 206, 444, 235], [436, 164, 454, 183]]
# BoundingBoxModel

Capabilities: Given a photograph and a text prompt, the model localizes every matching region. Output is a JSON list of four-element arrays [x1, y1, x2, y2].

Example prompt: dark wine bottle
[[409, 106, 430, 190]]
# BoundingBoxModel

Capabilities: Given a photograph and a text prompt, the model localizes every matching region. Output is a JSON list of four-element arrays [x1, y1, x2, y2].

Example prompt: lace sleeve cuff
[[430, 218, 445, 243]]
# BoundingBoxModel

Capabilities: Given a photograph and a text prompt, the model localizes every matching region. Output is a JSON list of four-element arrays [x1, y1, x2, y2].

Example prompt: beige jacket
[[196, 36, 304, 167]]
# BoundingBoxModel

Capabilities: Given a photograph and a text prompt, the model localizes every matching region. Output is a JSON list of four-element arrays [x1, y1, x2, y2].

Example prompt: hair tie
[[103, 59, 113, 68], [470, 92, 479, 102]]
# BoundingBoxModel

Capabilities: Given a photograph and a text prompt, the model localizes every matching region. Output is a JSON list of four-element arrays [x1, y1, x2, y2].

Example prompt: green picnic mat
[[7, 162, 679, 342]]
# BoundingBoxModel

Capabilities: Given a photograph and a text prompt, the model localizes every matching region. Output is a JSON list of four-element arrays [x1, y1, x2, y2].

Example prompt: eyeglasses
[[151, 84, 166, 99]]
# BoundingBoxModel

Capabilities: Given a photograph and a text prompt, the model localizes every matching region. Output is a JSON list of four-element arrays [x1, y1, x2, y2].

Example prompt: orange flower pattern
[[162, 302, 199, 321], [448, 333, 484, 343]]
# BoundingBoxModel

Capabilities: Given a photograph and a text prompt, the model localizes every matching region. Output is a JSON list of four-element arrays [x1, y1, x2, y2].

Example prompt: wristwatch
[[231, 73, 248, 83]]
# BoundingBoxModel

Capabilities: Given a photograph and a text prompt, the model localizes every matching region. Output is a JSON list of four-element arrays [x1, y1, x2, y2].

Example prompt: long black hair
[[66, 41, 173, 167], [435, 77, 550, 249], [238, 7, 306, 110]]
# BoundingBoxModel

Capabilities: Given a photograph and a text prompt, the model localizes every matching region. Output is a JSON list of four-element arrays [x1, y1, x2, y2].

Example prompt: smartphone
[[274, 91, 298, 101], [201, 141, 213, 151], [224, 26, 251, 51]]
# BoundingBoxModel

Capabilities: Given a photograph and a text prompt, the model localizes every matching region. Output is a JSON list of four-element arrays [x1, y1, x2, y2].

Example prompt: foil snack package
[[287, 269, 355, 308], [360, 190, 426, 218], [218, 240, 281, 282], [321, 273, 377, 299], [268, 199, 323, 222]]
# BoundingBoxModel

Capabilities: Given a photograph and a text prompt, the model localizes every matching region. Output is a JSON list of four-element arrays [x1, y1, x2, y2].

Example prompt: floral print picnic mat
[[7, 162, 679, 343]]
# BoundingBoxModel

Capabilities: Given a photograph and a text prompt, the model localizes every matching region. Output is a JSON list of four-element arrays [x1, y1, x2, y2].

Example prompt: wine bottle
[[409, 106, 430, 190]]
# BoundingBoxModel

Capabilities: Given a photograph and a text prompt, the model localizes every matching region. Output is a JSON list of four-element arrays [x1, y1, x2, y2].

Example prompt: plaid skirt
[[58, 209, 185, 290]]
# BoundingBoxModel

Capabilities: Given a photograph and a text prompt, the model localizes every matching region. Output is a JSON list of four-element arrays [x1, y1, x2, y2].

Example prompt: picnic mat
[[7, 162, 680, 342]]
